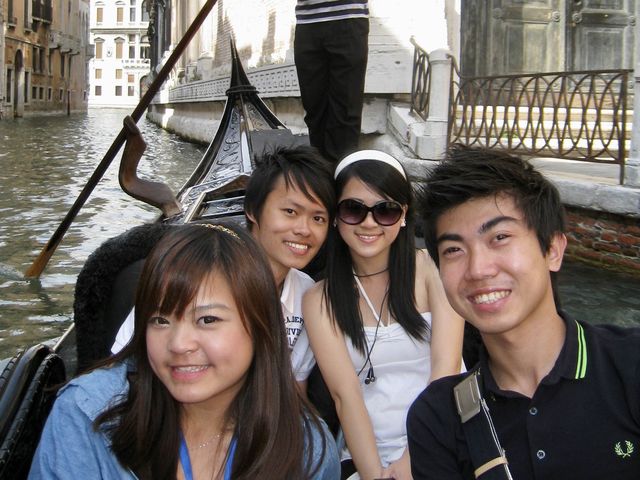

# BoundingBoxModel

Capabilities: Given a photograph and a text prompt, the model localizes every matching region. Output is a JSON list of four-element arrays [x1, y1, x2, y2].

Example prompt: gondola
[[0, 40, 300, 479]]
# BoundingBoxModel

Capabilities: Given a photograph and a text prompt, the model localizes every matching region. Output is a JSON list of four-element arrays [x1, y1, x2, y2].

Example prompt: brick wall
[[565, 207, 640, 274]]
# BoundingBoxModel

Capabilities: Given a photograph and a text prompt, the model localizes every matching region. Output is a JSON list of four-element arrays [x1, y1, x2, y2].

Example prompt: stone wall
[[565, 207, 640, 274]]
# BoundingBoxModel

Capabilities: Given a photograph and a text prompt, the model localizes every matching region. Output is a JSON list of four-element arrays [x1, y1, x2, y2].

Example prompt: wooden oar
[[25, 0, 218, 278]]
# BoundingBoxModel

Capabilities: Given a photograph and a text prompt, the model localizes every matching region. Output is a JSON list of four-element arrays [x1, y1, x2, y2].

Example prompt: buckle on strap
[[454, 370, 482, 423]]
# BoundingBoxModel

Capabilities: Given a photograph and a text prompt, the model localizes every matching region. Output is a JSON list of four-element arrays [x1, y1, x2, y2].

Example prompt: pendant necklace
[[353, 267, 389, 278]]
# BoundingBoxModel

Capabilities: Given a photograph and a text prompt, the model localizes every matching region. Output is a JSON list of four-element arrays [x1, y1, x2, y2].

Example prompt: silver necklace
[[196, 432, 222, 449]]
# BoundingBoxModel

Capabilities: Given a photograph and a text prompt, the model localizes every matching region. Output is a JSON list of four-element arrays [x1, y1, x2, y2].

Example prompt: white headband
[[334, 150, 407, 179]]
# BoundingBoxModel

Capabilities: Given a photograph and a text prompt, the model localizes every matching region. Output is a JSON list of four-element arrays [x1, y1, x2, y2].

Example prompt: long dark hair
[[324, 160, 428, 354], [95, 224, 324, 479]]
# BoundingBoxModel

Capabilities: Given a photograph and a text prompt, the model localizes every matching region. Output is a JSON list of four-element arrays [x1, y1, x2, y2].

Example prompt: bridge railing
[[409, 37, 431, 121]]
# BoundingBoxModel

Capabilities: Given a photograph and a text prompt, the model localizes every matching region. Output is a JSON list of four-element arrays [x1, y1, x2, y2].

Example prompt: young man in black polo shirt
[[407, 145, 640, 479]]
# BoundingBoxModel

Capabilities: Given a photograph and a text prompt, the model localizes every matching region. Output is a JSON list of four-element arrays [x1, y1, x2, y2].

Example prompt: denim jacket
[[29, 361, 339, 479]]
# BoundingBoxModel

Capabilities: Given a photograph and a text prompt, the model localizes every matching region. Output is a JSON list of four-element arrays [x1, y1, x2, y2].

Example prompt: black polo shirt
[[407, 313, 640, 480]]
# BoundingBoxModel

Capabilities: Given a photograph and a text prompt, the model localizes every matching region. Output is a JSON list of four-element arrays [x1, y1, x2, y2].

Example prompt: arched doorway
[[13, 50, 24, 117]]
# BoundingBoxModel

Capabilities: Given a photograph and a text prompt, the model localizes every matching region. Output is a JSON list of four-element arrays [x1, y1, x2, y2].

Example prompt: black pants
[[294, 18, 369, 163]]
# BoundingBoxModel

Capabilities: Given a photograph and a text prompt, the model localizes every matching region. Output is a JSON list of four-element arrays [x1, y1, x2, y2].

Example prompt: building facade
[[150, 0, 457, 96], [143, 0, 458, 142], [2, 0, 90, 118], [88, 0, 150, 108]]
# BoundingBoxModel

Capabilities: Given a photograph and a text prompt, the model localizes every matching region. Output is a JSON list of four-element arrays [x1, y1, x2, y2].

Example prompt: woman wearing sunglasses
[[303, 150, 464, 480]]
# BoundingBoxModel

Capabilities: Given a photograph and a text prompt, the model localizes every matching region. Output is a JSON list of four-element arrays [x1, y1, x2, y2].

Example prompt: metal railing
[[409, 37, 431, 121], [409, 41, 632, 184], [448, 60, 631, 183]]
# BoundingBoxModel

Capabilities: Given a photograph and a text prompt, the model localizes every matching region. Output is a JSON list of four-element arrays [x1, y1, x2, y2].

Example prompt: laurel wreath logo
[[614, 440, 634, 458]]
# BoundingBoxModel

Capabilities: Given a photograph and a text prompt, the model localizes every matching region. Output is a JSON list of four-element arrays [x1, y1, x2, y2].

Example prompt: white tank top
[[342, 313, 432, 466]]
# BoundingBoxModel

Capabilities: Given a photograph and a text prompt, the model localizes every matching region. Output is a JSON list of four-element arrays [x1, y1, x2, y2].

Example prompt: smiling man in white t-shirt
[[112, 145, 335, 386]]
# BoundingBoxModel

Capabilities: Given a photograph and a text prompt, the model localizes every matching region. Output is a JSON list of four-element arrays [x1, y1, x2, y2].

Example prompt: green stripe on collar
[[574, 321, 587, 379]]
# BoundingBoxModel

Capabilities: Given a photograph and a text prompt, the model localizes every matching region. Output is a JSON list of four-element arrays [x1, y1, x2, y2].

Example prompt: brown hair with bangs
[[95, 223, 325, 479]]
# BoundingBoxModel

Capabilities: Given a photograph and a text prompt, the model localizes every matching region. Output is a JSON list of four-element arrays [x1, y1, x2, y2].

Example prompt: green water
[[0, 109, 204, 356]]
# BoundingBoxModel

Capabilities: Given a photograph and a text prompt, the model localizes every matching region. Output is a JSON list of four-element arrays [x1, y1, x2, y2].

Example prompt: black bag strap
[[454, 368, 513, 480]]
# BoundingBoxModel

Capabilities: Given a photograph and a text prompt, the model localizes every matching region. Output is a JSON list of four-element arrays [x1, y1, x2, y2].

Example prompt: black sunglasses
[[337, 199, 404, 226]]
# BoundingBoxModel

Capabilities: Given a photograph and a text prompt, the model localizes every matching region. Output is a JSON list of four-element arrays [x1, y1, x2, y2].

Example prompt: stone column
[[624, 10, 640, 187], [408, 48, 452, 159]]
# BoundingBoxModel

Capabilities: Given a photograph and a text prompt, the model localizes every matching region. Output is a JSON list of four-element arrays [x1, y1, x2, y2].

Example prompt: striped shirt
[[295, 0, 369, 24]]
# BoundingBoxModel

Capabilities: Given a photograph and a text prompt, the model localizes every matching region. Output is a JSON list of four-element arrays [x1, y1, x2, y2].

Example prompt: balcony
[[49, 31, 62, 49], [49, 31, 80, 53], [121, 58, 151, 69]]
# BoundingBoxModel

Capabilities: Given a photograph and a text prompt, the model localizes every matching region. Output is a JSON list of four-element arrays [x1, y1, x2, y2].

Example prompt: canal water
[[0, 111, 639, 358], [0, 109, 204, 357]]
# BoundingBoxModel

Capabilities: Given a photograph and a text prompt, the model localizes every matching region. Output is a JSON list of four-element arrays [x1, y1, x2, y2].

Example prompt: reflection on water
[[0, 109, 205, 356], [559, 262, 640, 327], [0, 110, 639, 358]]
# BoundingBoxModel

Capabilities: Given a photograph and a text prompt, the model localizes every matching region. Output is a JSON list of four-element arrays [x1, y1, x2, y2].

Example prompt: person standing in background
[[294, 0, 369, 163]]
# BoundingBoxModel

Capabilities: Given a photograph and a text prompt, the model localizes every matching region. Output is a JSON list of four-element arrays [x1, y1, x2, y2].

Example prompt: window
[[128, 34, 136, 43], [141, 1, 149, 21], [115, 69, 123, 79], [115, 85, 122, 96], [129, 46, 136, 59], [60, 53, 65, 77], [95, 68, 102, 79], [95, 42, 103, 59], [5, 69, 12, 103], [24, 72, 29, 103], [129, 7, 135, 22], [127, 73, 134, 83], [59, 88, 63, 102], [39, 86, 44, 100], [115, 41, 123, 59], [128, 86, 135, 96], [140, 46, 150, 59], [117, 7, 123, 23], [32, 86, 38, 100], [95, 85, 102, 96], [33, 47, 39, 71], [96, 6, 103, 23], [40, 48, 46, 73], [48, 87, 52, 100], [23, 0, 31, 30]]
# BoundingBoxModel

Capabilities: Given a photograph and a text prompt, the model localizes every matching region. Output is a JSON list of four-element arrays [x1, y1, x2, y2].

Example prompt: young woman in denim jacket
[[30, 224, 339, 480]]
